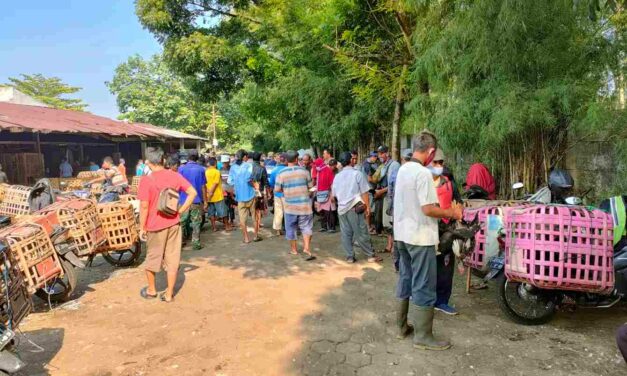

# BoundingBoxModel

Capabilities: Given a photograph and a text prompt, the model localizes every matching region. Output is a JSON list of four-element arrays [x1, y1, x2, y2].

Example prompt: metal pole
[[212, 104, 217, 152]]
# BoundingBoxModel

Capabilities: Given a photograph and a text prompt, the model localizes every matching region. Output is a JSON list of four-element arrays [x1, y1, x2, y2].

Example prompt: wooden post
[[196, 140, 201, 154], [140, 141, 147, 158], [179, 138, 185, 151]]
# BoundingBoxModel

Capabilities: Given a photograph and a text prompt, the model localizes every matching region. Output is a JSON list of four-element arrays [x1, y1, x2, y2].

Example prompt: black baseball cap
[[377, 145, 389, 153]]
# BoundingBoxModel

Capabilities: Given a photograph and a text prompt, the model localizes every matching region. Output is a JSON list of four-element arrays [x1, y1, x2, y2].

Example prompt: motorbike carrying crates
[[0, 185, 31, 218], [463, 203, 531, 271], [36, 199, 105, 257], [504, 204, 614, 293], [0, 223, 63, 294], [96, 202, 138, 251], [0, 246, 32, 327]]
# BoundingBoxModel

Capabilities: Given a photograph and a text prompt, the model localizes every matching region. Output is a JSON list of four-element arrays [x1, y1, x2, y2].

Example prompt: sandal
[[253, 236, 263, 242], [140, 287, 157, 300], [367, 256, 383, 263], [304, 254, 316, 261], [376, 248, 392, 254], [160, 293, 174, 303]]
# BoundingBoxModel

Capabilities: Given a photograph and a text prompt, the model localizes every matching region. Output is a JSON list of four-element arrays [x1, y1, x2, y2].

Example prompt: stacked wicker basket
[[96, 202, 138, 252], [36, 199, 105, 256], [0, 223, 63, 294]]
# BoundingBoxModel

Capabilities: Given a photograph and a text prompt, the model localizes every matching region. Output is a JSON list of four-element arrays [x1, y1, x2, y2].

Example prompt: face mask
[[428, 166, 443, 176]]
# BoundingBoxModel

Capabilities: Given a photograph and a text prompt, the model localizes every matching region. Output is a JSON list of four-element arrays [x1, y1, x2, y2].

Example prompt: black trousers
[[374, 198, 384, 234], [618, 324, 627, 363], [320, 209, 337, 231], [435, 252, 455, 306]]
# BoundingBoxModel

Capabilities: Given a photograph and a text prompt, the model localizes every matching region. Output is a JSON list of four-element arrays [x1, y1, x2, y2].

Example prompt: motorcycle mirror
[[565, 196, 582, 205], [512, 182, 524, 190]]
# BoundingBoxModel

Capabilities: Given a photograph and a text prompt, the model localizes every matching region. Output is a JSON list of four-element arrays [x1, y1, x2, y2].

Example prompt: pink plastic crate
[[504, 205, 614, 293], [463, 203, 529, 270]]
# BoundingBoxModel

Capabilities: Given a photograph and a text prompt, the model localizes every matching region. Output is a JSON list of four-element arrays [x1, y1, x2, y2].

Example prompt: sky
[[0, 0, 161, 119]]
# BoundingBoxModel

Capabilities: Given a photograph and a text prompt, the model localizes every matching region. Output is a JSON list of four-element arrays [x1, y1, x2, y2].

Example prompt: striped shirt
[[275, 166, 313, 215]]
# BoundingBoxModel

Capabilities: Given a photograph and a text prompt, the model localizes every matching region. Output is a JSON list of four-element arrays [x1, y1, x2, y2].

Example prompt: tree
[[6, 73, 87, 111], [410, 0, 625, 193], [106, 54, 246, 149]]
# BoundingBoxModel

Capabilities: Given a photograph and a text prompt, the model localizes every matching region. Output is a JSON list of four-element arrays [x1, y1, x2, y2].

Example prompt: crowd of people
[[129, 133, 466, 347], [114, 135, 625, 358]]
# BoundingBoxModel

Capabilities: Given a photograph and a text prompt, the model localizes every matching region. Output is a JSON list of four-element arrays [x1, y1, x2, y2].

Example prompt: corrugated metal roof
[[0, 102, 205, 140]]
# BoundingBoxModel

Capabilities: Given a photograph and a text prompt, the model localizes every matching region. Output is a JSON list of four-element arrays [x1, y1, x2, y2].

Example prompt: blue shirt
[[89, 164, 100, 171], [228, 162, 255, 202], [178, 161, 206, 205], [265, 159, 277, 167], [269, 164, 287, 198]]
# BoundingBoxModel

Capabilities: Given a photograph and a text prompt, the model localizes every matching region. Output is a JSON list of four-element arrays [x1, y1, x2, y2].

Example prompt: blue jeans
[[396, 242, 437, 307]]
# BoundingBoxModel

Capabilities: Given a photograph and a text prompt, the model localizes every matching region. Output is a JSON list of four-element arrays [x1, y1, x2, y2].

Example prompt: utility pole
[[211, 104, 218, 152]]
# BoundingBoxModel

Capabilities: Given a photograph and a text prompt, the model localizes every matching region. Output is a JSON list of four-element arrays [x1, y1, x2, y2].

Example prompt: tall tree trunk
[[391, 64, 408, 161]]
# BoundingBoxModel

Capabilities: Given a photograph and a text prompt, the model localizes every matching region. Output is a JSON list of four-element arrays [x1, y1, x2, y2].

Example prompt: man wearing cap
[[269, 153, 288, 236], [429, 149, 459, 315], [332, 152, 382, 263]]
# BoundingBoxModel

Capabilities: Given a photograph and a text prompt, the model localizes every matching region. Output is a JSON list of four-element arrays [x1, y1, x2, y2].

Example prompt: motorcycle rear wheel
[[102, 242, 142, 267], [35, 258, 77, 304], [496, 274, 557, 325]]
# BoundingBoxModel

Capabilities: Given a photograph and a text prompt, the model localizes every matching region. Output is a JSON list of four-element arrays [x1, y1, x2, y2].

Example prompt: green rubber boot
[[410, 305, 451, 351], [396, 299, 414, 339]]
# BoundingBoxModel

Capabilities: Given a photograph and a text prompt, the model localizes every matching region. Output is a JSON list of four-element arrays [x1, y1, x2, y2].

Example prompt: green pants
[[181, 204, 203, 243]]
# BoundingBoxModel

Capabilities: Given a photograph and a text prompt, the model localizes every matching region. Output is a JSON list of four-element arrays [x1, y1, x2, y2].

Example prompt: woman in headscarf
[[314, 158, 337, 233]]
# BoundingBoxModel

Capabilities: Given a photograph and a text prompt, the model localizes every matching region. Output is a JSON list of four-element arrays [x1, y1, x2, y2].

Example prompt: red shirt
[[436, 176, 454, 224], [138, 169, 191, 232]]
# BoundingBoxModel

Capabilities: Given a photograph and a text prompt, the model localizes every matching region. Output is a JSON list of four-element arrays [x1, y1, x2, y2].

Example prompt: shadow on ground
[[289, 262, 627, 376], [18, 327, 64, 376], [202, 215, 382, 280]]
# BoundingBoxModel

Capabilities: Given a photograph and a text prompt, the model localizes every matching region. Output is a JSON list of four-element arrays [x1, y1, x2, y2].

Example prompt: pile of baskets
[[96, 201, 138, 252], [36, 199, 105, 256], [0, 223, 63, 295], [0, 185, 31, 219]]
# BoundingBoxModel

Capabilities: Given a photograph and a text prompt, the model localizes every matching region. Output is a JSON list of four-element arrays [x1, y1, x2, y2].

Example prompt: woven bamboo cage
[[0, 223, 63, 294], [36, 199, 105, 256], [96, 202, 138, 251], [0, 185, 31, 218]]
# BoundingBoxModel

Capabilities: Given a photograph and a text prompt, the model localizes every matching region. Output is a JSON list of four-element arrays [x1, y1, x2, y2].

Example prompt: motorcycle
[[479, 195, 627, 325]]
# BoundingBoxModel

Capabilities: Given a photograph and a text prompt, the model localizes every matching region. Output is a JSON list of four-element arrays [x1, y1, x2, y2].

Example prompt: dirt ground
[[15, 215, 627, 376]]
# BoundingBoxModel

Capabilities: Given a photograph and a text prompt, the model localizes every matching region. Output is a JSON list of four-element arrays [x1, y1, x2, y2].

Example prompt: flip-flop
[[376, 248, 392, 254], [253, 236, 263, 242], [160, 293, 174, 303], [140, 287, 157, 300], [368, 256, 383, 263], [304, 254, 316, 261], [289, 251, 299, 256]]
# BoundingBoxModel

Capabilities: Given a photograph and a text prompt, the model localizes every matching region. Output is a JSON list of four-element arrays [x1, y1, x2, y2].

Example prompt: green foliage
[[106, 54, 246, 149], [5, 73, 87, 111], [131, 0, 625, 194]]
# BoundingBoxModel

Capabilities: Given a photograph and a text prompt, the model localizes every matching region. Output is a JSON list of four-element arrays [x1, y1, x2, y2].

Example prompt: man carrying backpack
[[138, 147, 197, 303]]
